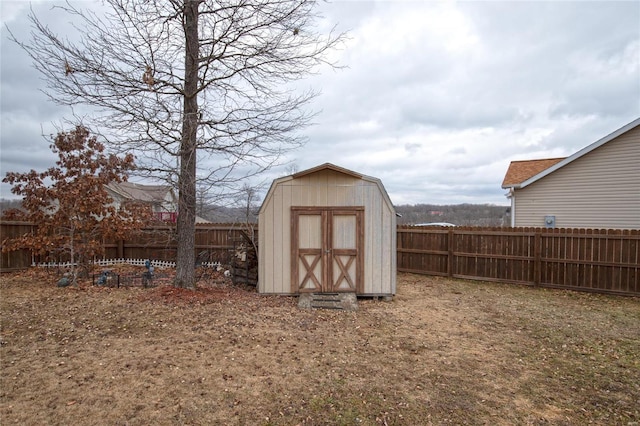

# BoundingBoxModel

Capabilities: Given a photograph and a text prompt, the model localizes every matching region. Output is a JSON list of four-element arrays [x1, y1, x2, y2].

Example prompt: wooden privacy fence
[[0, 221, 36, 271], [397, 226, 639, 296], [3, 221, 639, 296], [0, 222, 253, 271], [101, 224, 252, 263]]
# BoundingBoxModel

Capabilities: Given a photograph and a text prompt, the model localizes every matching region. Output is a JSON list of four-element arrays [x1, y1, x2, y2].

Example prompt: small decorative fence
[[32, 258, 206, 269], [37, 258, 224, 288], [91, 270, 153, 288], [91, 267, 170, 289]]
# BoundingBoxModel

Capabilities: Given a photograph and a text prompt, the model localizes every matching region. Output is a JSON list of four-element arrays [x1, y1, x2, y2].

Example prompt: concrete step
[[298, 292, 358, 311]]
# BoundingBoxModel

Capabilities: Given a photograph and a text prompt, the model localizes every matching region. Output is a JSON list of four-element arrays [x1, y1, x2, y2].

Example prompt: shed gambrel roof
[[502, 117, 640, 189], [259, 163, 394, 214]]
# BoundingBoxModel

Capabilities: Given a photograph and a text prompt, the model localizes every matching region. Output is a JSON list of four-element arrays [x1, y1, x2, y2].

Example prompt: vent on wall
[[544, 215, 556, 229]]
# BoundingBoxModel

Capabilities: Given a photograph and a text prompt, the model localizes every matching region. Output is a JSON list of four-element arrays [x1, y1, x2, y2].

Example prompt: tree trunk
[[175, 0, 199, 289], [69, 224, 78, 286]]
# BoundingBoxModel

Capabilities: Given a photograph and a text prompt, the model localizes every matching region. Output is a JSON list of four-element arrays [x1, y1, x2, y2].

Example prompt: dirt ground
[[1, 267, 639, 425]]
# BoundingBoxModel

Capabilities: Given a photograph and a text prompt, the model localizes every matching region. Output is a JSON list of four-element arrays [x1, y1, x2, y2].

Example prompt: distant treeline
[[1, 198, 509, 227], [0, 199, 23, 217], [395, 203, 510, 227], [193, 202, 511, 226], [197, 204, 510, 226]]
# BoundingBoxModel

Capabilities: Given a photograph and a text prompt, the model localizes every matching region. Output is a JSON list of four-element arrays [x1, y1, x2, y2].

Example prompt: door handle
[[325, 249, 331, 254]]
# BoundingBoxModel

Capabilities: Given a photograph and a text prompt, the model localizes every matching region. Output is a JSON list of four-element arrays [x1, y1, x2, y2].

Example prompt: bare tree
[[196, 184, 208, 220], [233, 182, 260, 252], [11, 0, 345, 288], [285, 163, 300, 175]]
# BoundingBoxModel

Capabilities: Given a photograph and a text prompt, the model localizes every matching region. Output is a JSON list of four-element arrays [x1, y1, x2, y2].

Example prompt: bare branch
[[11, 0, 347, 287]]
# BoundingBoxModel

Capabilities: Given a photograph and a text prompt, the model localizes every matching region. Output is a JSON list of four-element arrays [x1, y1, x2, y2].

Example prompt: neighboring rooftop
[[501, 158, 565, 188], [502, 118, 640, 191], [106, 182, 174, 203]]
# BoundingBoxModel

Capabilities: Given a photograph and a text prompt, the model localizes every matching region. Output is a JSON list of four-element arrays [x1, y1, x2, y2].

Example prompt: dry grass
[[1, 269, 639, 425]]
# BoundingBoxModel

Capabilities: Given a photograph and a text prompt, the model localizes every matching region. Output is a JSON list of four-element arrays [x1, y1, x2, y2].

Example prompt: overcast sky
[[1, 1, 639, 206]]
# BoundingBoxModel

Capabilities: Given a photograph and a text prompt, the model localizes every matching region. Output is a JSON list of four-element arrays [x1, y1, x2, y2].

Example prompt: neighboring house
[[106, 182, 178, 222], [502, 118, 640, 229]]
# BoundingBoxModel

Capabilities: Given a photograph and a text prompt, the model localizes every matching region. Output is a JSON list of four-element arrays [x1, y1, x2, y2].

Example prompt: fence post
[[447, 229, 454, 278], [117, 239, 124, 258], [534, 230, 541, 286]]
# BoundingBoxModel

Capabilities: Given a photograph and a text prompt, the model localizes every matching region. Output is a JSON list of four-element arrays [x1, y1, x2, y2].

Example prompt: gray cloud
[[2, 0, 639, 206]]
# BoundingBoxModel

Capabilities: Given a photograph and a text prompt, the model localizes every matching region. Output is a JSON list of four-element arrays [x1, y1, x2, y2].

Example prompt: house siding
[[259, 168, 396, 295], [514, 125, 640, 229]]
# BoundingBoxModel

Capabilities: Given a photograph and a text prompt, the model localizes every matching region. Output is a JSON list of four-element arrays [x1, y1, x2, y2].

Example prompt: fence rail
[[1, 222, 251, 271], [397, 226, 639, 296], [2, 221, 638, 296]]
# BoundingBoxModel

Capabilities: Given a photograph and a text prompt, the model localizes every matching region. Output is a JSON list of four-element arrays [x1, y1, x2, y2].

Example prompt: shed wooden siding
[[259, 168, 396, 295], [514, 125, 640, 229]]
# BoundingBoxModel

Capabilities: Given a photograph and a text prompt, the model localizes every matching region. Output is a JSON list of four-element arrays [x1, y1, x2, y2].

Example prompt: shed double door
[[291, 207, 364, 294]]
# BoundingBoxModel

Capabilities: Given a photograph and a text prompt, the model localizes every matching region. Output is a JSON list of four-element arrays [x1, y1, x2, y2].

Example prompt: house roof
[[106, 182, 174, 203], [501, 158, 565, 187], [502, 117, 640, 189]]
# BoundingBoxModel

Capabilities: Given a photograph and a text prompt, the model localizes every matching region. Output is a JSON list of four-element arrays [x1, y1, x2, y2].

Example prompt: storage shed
[[258, 163, 396, 296]]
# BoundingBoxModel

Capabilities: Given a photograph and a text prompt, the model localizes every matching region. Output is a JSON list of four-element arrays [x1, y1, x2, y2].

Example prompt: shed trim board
[[292, 163, 364, 180], [291, 207, 364, 294]]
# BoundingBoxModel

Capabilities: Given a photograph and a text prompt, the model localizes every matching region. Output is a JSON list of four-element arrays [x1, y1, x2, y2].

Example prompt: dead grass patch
[[1, 271, 639, 425]]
